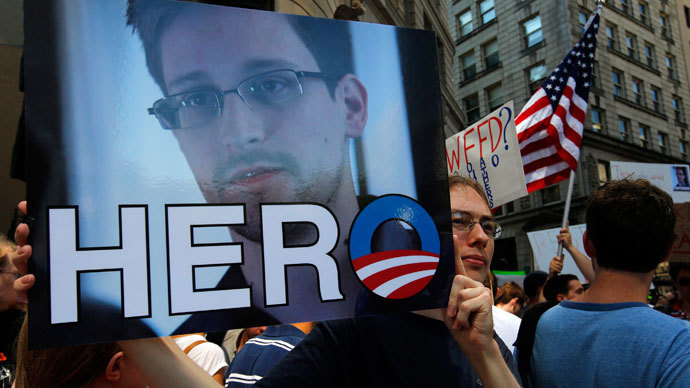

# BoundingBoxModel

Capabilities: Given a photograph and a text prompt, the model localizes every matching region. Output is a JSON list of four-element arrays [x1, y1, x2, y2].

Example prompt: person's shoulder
[[492, 305, 522, 324]]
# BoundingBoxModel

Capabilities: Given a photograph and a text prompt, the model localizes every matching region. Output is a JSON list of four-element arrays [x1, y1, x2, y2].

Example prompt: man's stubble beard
[[203, 162, 346, 244]]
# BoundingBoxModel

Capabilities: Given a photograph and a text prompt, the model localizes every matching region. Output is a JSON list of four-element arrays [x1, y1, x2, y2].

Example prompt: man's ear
[[337, 74, 368, 138], [556, 294, 566, 302], [104, 351, 124, 382], [583, 231, 596, 258]]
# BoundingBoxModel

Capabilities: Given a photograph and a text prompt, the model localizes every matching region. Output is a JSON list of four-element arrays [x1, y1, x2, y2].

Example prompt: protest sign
[[526, 224, 589, 283], [23, 0, 453, 348], [610, 161, 690, 203], [670, 203, 690, 263], [446, 101, 527, 208]]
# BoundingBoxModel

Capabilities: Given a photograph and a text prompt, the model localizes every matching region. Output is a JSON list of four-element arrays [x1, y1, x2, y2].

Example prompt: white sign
[[446, 101, 527, 208], [526, 223, 589, 283], [610, 161, 690, 203]]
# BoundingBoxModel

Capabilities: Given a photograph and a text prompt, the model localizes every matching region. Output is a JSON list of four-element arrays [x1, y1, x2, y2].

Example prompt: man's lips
[[461, 255, 486, 267], [227, 166, 284, 186]]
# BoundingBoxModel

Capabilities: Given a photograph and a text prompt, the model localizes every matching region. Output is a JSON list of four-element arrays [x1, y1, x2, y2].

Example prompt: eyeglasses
[[0, 270, 21, 280], [148, 69, 329, 130], [451, 211, 502, 239], [678, 277, 690, 287]]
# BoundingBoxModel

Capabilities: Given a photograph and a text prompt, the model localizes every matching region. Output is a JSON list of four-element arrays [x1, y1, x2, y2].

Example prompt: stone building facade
[[448, 0, 690, 272]]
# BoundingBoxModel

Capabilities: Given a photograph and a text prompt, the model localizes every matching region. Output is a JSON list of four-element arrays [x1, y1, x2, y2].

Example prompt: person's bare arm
[[557, 227, 595, 283], [119, 337, 221, 388], [443, 235, 520, 388]]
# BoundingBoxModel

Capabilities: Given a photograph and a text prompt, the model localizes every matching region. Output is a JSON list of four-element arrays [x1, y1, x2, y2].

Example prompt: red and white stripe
[[515, 77, 586, 192], [352, 249, 439, 299]]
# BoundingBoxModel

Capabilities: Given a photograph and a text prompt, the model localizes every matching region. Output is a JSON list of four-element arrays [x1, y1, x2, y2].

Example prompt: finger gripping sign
[[446, 101, 528, 208], [349, 195, 440, 299]]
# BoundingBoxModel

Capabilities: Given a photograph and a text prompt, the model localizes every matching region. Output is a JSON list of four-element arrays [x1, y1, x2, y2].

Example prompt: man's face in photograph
[[156, 7, 365, 239]]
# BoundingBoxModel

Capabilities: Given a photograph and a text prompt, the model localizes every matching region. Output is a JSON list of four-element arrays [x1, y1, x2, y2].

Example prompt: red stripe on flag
[[523, 153, 565, 175], [520, 136, 553, 157], [387, 276, 434, 299], [351, 250, 439, 271], [362, 262, 439, 291], [515, 94, 550, 127], [526, 167, 572, 192]]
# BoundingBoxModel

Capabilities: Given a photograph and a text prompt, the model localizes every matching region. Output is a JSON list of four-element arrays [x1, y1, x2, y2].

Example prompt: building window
[[483, 39, 499, 69], [487, 84, 503, 111], [651, 87, 662, 113], [578, 11, 588, 34], [612, 69, 624, 97], [618, 117, 630, 142], [673, 96, 685, 122], [480, 0, 495, 24], [643, 43, 655, 67], [464, 94, 480, 123], [461, 51, 476, 80], [625, 33, 637, 59], [523, 15, 543, 48], [681, 141, 688, 160], [637, 124, 650, 148], [605, 25, 617, 49], [660, 14, 671, 39], [591, 108, 604, 133], [528, 63, 547, 93], [639, 1, 649, 25], [631, 78, 643, 105], [658, 132, 669, 154], [541, 184, 561, 204], [666, 55, 677, 79], [620, 0, 631, 16], [458, 9, 473, 38], [598, 161, 610, 186]]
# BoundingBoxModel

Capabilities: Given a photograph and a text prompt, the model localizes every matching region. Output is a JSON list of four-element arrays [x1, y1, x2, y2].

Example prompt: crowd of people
[[2, 177, 689, 387]]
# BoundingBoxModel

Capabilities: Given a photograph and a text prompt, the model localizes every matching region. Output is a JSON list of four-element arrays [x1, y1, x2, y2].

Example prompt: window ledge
[[455, 19, 497, 46], [613, 95, 668, 120], [520, 40, 545, 56], [458, 62, 502, 87], [606, 47, 660, 76]]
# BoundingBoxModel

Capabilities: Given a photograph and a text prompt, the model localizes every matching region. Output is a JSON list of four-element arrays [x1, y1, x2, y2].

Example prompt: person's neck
[[575, 267, 653, 304], [291, 321, 316, 335]]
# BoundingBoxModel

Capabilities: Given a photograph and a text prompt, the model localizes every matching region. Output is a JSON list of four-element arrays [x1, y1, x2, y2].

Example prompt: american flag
[[515, 6, 600, 192]]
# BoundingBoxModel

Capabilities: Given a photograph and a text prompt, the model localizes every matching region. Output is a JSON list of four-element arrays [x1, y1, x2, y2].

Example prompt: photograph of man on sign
[[24, 0, 452, 347]]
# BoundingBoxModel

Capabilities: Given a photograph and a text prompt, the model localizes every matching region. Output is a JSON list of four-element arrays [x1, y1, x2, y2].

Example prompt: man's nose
[[218, 93, 266, 149], [467, 222, 490, 246]]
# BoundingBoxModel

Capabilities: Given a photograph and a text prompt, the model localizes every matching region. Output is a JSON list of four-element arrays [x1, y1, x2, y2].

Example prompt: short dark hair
[[542, 274, 578, 302], [586, 179, 675, 273], [126, 0, 354, 97], [448, 175, 490, 209], [669, 262, 690, 282], [522, 270, 547, 299], [494, 281, 527, 306]]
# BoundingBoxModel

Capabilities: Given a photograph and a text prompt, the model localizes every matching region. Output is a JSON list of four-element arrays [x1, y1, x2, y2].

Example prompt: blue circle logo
[[349, 195, 440, 299]]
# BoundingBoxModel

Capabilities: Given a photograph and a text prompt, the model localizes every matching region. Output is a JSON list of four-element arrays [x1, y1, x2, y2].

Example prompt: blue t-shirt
[[532, 301, 690, 388], [225, 325, 306, 387]]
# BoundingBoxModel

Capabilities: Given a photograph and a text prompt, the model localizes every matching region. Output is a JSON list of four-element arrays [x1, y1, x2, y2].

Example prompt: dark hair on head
[[522, 270, 547, 299], [542, 274, 578, 302], [448, 175, 490, 209], [494, 281, 526, 306], [14, 316, 122, 388], [586, 179, 675, 273], [669, 262, 690, 281], [126, 0, 354, 97]]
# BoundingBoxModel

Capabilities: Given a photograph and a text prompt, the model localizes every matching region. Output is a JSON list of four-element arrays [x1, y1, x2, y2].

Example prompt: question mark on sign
[[499, 106, 512, 151]]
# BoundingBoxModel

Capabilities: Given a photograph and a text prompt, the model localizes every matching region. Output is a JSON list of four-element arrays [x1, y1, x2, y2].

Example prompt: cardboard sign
[[526, 224, 589, 283], [610, 161, 690, 203], [446, 102, 528, 208], [24, 1, 454, 348], [670, 203, 690, 263]]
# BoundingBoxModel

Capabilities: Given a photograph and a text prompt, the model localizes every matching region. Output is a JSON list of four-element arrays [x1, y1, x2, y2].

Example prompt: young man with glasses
[[531, 179, 690, 388], [127, 0, 367, 331], [252, 176, 521, 387], [669, 263, 690, 321]]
